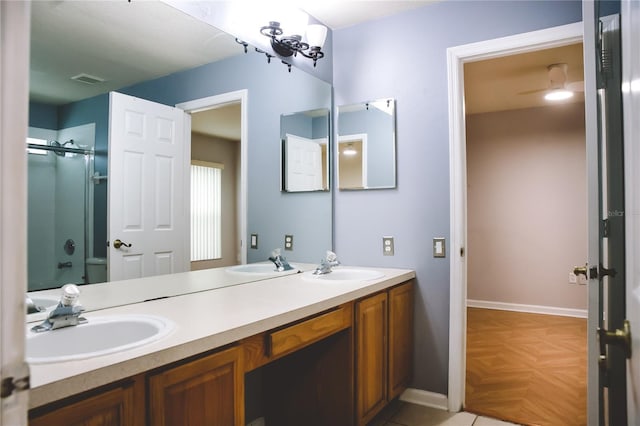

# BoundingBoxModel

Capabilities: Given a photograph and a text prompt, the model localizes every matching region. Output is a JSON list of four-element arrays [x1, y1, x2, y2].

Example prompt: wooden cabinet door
[[148, 346, 244, 426], [355, 292, 388, 426], [388, 280, 414, 400], [29, 383, 138, 426]]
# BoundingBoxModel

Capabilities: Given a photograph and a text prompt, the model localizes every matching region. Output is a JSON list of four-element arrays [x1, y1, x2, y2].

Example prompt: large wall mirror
[[337, 99, 397, 190], [281, 108, 330, 192], [26, 2, 332, 309]]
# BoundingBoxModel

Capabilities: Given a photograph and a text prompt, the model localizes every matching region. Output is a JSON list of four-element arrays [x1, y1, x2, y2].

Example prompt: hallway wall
[[466, 103, 587, 311]]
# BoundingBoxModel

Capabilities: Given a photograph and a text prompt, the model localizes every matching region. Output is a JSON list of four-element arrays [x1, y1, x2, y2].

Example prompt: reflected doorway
[[177, 91, 248, 270]]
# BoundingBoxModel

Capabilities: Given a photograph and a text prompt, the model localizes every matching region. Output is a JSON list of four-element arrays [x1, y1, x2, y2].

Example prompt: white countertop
[[27, 265, 415, 409]]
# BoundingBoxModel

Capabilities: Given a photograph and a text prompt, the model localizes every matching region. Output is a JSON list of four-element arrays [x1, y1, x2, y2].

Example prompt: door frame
[[446, 22, 586, 413], [1, 2, 31, 424], [176, 90, 248, 264]]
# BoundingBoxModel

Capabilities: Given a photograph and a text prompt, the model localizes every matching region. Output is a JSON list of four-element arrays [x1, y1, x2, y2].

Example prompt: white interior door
[[284, 134, 323, 191], [108, 92, 189, 281]]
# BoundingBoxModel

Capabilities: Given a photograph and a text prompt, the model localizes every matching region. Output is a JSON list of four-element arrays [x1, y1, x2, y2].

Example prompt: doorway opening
[[177, 90, 248, 267], [446, 22, 591, 421]]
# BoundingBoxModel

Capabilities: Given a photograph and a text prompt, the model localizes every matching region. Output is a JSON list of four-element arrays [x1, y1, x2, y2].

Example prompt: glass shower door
[[27, 141, 91, 291]]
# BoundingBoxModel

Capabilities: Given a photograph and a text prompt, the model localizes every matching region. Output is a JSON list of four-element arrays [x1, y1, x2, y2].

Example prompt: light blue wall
[[281, 113, 313, 139], [332, 0, 582, 395], [54, 51, 332, 264]]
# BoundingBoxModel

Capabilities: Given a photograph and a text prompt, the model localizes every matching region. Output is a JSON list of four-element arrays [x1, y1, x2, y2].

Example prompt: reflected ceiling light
[[544, 89, 574, 101], [343, 144, 357, 156], [260, 21, 327, 67]]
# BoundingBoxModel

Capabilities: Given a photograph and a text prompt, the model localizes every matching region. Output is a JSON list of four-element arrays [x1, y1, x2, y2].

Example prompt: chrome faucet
[[268, 248, 294, 272], [25, 296, 45, 315], [31, 284, 87, 333], [313, 250, 340, 275]]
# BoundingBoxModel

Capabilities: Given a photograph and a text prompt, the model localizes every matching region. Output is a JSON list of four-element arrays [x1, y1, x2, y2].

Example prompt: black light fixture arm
[[260, 21, 324, 67]]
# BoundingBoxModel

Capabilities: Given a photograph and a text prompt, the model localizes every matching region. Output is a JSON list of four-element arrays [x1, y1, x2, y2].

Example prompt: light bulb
[[306, 24, 327, 48], [544, 89, 574, 101]]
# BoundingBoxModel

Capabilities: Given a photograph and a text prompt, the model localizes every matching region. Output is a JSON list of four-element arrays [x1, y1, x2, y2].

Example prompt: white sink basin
[[26, 314, 174, 364], [302, 268, 385, 284], [226, 263, 299, 276], [27, 295, 59, 312]]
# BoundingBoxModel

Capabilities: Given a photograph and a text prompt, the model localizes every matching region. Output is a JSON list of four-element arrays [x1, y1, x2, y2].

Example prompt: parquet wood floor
[[465, 307, 587, 426]]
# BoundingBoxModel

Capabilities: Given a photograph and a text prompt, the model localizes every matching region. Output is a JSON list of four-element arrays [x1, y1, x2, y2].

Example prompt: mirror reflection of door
[[284, 134, 325, 192], [338, 136, 366, 189], [108, 92, 189, 282], [280, 108, 330, 192]]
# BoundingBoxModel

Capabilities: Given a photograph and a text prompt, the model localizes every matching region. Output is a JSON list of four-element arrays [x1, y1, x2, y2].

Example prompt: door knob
[[573, 265, 588, 277], [113, 239, 132, 249], [598, 320, 632, 359]]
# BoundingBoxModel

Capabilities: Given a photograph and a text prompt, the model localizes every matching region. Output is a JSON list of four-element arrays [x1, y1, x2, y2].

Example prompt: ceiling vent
[[71, 73, 105, 85]]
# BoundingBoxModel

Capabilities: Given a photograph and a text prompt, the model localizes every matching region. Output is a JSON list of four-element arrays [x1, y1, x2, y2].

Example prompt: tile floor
[[367, 401, 521, 426]]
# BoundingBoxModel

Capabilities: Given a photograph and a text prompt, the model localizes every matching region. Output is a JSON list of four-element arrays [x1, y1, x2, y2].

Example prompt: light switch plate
[[383, 236, 394, 256], [250, 234, 258, 249], [433, 237, 446, 258], [284, 234, 293, 251]]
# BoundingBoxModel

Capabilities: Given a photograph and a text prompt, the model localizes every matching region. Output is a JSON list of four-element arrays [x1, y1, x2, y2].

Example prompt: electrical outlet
[[383, 236, 394, 256], [578, 274, 588, 285], [284, 234, 293, 251], [250, 233, 258, 249]]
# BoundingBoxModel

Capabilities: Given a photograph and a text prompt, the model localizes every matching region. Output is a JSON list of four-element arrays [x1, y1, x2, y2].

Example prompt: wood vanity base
[[29, 280, 414, 426]]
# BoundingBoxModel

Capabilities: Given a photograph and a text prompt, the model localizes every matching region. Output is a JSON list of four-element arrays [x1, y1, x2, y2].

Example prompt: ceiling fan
[[520, 63, 584, 100]]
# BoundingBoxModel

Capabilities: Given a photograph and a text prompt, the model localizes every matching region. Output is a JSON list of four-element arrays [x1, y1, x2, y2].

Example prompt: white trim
[[467, 299, 588, 318], [176, 90, 248, 264], [1, 2, 31, 424], [400, 388, 448, 411], [447, 22, 583, 413]]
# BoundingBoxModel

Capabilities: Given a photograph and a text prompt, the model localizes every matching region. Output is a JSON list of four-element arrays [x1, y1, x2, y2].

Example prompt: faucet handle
[[271, 248, 282, 258], [60, 284, 81, 306], [325, 251, 337, 262]]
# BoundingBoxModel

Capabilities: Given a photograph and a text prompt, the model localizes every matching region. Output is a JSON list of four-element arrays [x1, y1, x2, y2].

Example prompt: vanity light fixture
[[260, 21, 327, 67]]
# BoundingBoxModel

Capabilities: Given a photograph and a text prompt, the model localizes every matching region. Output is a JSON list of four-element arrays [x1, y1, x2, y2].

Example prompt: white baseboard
[[467, 299, 588, 318], [399, 388, 448, 411]]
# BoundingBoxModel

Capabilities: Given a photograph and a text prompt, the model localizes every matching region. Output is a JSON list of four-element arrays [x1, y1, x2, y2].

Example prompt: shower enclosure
[[27, 133, 94, 291]]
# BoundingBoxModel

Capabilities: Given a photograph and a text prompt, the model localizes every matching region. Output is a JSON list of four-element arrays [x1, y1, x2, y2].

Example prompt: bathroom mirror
[[337, 99, 397, 190], [280, 108, 330, 192], [26, 2, 332, 303]]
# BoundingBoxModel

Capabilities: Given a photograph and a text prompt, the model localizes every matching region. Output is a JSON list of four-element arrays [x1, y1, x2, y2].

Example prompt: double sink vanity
[[26, 263, 415, 426]]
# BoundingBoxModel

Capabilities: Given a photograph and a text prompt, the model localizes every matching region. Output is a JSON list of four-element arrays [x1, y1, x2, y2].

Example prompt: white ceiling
[[30, 1, 241, 106], [30, 1, 585, 139], [300, 1, 436, 29]]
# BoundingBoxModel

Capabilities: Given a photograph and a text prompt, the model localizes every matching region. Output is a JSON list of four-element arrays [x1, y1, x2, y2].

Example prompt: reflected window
[[190, 161, 223, 261]]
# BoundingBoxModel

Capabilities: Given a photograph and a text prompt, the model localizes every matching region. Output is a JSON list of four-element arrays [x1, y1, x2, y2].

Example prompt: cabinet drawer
[[268, 304, 352, 358]]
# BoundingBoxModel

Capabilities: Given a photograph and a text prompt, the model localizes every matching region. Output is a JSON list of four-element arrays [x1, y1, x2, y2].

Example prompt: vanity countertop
[[27, 265, 415, 409]]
